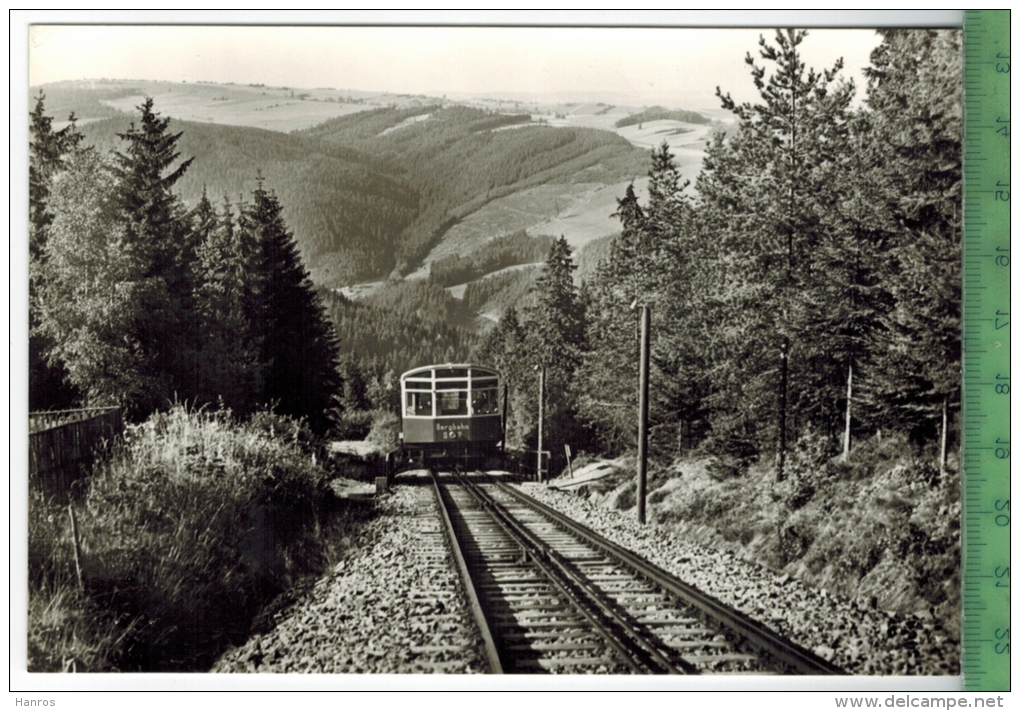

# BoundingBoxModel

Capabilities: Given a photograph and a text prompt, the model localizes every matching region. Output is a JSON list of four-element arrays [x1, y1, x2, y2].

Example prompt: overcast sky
[[23, 12, 961, 110]]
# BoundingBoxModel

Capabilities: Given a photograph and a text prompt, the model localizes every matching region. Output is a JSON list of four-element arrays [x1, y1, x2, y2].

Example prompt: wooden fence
[[29, 407, 123, 500]]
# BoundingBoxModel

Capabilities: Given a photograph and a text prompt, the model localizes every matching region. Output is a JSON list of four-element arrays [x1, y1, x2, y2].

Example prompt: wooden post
[[564, 444, 573, 478], [536, 366, 545, 482], [637, 305, 650, 525], [68, 504, 84, 590], [501, 383, 509, 456]]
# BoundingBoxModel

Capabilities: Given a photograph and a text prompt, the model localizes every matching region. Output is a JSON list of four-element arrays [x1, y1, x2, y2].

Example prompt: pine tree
[[705, 29, 856, 477]]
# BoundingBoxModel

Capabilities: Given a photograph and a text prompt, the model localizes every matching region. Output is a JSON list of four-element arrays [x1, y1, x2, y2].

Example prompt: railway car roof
[[400, 363, 499, 380]]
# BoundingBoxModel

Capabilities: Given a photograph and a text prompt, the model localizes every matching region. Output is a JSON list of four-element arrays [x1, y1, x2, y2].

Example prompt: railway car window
[[435, 380, 467, 390], [472, 389, 498, 415], [435, 368, 469, 378], [406, 369, 432, 379], [405, 380, 431, 390], [472, 377, 498, 388], [406, 391, 433, 417], [438, 390, 468, 416]]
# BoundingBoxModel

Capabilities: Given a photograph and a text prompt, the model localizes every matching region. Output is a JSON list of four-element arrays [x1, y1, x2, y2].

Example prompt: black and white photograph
[[19, 11, 968, 691]]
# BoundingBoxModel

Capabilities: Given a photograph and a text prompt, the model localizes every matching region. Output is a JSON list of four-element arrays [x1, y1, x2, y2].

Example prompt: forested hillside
[[74, 116, 418, 286], [470, 29, 962, 628], [478, 28, 962, 483], [30, 97, 340, 431], [428, 230, 552, 288], [614, 106, 711, 128], [298, 104, 647, 271], [60, 102, 648, 287]]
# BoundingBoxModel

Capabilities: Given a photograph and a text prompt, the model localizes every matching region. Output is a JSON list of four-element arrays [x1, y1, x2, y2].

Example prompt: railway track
[[430, 469, 846, 675]]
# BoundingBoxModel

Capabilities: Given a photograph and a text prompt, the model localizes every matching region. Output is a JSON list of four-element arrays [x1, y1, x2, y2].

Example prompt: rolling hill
[[34, 78, 713, 302]]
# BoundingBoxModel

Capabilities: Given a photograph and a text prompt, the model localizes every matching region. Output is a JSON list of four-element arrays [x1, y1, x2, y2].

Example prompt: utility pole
[[637, 305, 650, 525]]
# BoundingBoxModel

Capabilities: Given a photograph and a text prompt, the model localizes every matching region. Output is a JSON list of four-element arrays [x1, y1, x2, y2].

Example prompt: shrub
[[366, 409, 400, 451], [28, 405, 354, 672]]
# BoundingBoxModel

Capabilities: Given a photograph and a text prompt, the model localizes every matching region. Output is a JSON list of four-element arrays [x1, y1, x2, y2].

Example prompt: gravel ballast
[[214, 484, 488, 673], [514, 482, 960, 676], [213, 478, 958, 675]]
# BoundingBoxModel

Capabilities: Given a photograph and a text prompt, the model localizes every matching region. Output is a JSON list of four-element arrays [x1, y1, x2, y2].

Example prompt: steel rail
[[451, 470, 688, 674], [428, 470, 504, 673], [493, 479, 845, 675]]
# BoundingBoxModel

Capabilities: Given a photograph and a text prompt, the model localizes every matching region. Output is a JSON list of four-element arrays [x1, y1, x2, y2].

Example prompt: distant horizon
[[29, 25, 889, 110], [28, 76, 740, 116]]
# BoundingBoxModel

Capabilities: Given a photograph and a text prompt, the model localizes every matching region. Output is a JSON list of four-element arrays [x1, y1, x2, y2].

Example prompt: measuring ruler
[[962, 9, 1010, 692]]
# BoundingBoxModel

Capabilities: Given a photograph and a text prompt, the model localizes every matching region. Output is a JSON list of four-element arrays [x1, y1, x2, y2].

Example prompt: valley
[[38, 78, 717, 303]]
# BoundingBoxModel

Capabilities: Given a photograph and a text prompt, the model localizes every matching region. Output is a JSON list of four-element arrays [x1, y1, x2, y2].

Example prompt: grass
[[585, 433, 961, 638], [28, 405, 364, 672]]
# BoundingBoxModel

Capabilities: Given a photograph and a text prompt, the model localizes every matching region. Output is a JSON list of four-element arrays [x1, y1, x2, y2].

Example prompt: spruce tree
[[110, 98, 200, 410], [241, 180, 341, 433], [474, 306, 530, 448], [863, 30, 963, 446], [30, 92, 83, 263], [579, 142, 703, 456], [193, 193, 264, 414], [521, 236, 586, 467]]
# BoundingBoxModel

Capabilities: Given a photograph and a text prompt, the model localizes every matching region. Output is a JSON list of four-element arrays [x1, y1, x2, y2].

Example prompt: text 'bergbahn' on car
[[397, 363, 503, 471]]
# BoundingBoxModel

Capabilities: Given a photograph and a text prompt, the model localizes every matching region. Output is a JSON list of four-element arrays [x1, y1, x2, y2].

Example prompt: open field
[[39, 79, 445, 133], [101, 82, 391, 133]]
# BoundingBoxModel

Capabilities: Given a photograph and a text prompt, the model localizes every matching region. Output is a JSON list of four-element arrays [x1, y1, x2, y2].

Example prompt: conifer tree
[[29, 92, 83, 409], [705, 29, 855, 477], [241, 180, 341, 433], [475, 306, 530, 448], [109, 98, 200, 410], [526, 236, 585, 379], [30, 92, 83, 263], [193, 193, 264, 414], [579, 142, 703, 456], [863, 30, 963, 449]]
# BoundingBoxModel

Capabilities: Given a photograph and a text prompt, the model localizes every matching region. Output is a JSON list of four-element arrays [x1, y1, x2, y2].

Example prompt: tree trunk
[[777, 338, 789, 482], [939, 397, 948, 475], [842, 365, 853, 462]]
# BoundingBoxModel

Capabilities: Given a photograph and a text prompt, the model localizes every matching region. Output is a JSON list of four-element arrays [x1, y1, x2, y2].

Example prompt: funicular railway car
[[397, 364, 503, 470]]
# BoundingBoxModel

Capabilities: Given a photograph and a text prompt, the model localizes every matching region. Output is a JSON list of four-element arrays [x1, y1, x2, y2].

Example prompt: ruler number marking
[[994, 310, 1008, 330], [994, 499, 1009, 525]]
